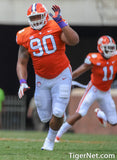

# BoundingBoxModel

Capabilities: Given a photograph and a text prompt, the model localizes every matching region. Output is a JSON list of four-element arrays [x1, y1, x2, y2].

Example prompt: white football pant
[[76, 81, 117, 125], [34, 67, 72, 123]]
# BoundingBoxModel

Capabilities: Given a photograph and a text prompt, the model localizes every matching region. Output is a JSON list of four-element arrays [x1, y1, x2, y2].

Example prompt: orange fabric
[[16, 20, 70, 79], [85, 52, 117, 91]]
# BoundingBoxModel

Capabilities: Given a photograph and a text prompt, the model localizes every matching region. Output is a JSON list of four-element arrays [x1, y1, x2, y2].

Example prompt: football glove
[[49, 5, 68, 28], [18, 79, 30, 99]]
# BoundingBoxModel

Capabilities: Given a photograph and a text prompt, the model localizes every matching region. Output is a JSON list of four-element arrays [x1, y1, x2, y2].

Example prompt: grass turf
[[0, 130, 116, 160]]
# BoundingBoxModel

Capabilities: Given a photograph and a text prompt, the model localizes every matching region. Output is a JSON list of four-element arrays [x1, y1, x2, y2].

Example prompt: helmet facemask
[[28, 12, 48, 30], [101, 43, 116, 59]]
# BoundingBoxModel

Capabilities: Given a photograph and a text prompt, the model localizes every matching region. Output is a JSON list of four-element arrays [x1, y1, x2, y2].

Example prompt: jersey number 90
[[30, 35, 57, 57]]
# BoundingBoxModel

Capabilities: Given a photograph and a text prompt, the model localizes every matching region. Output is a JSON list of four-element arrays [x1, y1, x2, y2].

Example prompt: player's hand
[[49, 5, 62, 23], [18, 83, 30, 99], [49, 5, 68, 29]]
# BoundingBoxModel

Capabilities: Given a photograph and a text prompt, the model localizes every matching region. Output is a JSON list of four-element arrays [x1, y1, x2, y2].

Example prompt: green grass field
[[0, 130, 116, 160]]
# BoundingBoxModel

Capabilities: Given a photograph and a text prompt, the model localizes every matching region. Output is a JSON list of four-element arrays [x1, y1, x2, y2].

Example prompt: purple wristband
[[20, 79, 27, 84], [57, 21, 68, 29]]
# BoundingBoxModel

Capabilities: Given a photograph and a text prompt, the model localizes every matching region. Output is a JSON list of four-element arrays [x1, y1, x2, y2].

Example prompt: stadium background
[[0, 0, 117, 131]]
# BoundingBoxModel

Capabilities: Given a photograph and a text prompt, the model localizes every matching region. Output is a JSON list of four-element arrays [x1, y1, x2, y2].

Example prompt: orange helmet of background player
[[27, 3, 49, 30], [97, 35, 116, 59]]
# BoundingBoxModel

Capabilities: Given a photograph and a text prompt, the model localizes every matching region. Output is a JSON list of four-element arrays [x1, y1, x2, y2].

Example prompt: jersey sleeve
[[16, 28, 28, 48], [84, 53, 99, 65], [16, 29, 24, 45], [84, 53, 92, 64]]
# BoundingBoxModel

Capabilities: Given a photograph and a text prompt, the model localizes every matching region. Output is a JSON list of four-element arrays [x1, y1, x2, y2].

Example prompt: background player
[[55, 35, 117, 142], [16, 3, 79, 151]]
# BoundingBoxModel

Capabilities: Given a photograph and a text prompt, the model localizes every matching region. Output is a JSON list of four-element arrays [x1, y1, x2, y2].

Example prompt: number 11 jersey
[[85, 52, 117, 91]]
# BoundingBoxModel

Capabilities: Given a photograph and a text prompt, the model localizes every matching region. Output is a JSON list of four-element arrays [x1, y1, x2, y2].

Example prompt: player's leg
[[42, 67, 72, 150], [97, 90, 117, 126], [34, 75, 55, 151], [32, 108, 46, 131], [34, 84, 52, 124], [55, 112, 81, 142], [56, 82, 97, 141], [94, 108, 107, 127], [35, 89, 54, 150]]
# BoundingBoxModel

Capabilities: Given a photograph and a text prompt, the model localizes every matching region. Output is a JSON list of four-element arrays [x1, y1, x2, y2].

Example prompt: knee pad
[[53, 107, 64, 118]]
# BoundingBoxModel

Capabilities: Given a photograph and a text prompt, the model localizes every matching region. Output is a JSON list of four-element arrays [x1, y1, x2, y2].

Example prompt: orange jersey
[[16, 20, 70, 79], [85, 52, 117, 91]]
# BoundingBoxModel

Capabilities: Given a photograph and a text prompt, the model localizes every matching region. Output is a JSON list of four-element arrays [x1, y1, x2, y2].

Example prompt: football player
[[55, 35, 117, 142], [16, 3, 79, 151]]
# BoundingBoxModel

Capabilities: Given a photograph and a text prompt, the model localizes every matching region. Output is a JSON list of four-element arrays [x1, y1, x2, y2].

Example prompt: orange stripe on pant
[[76, 81, 93, 113], [68, 64, 72, 75]]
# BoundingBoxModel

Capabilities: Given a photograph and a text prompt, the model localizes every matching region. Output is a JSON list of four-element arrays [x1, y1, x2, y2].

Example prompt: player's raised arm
[[49, 5, 79, 46], [16, 45, 30, 99], [72, 63, 92, 80]]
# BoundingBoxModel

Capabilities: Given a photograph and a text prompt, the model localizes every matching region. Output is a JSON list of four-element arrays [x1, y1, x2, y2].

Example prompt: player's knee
[[37, 111, 51, 123], [79, 101, 90, 117], [110, 123, 117, 126], [79, 110, 87, 117], [40, 117, 50, 123], [53, 108, 64, 118], [78, 105, 89, 117], [108, 119, 117, 126]]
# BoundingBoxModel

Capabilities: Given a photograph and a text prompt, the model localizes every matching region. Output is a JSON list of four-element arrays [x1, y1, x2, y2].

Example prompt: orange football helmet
[[97, 35, 116, 58], [27, 3, 49, 30]]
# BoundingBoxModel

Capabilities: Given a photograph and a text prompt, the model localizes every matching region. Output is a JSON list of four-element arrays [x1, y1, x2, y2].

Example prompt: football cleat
[[41, 138, 54, 151], [97, 35, 116, 59], [27, 3, 49, 30], [94, 108, 107, 127], [55, 136, 60, 143]]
